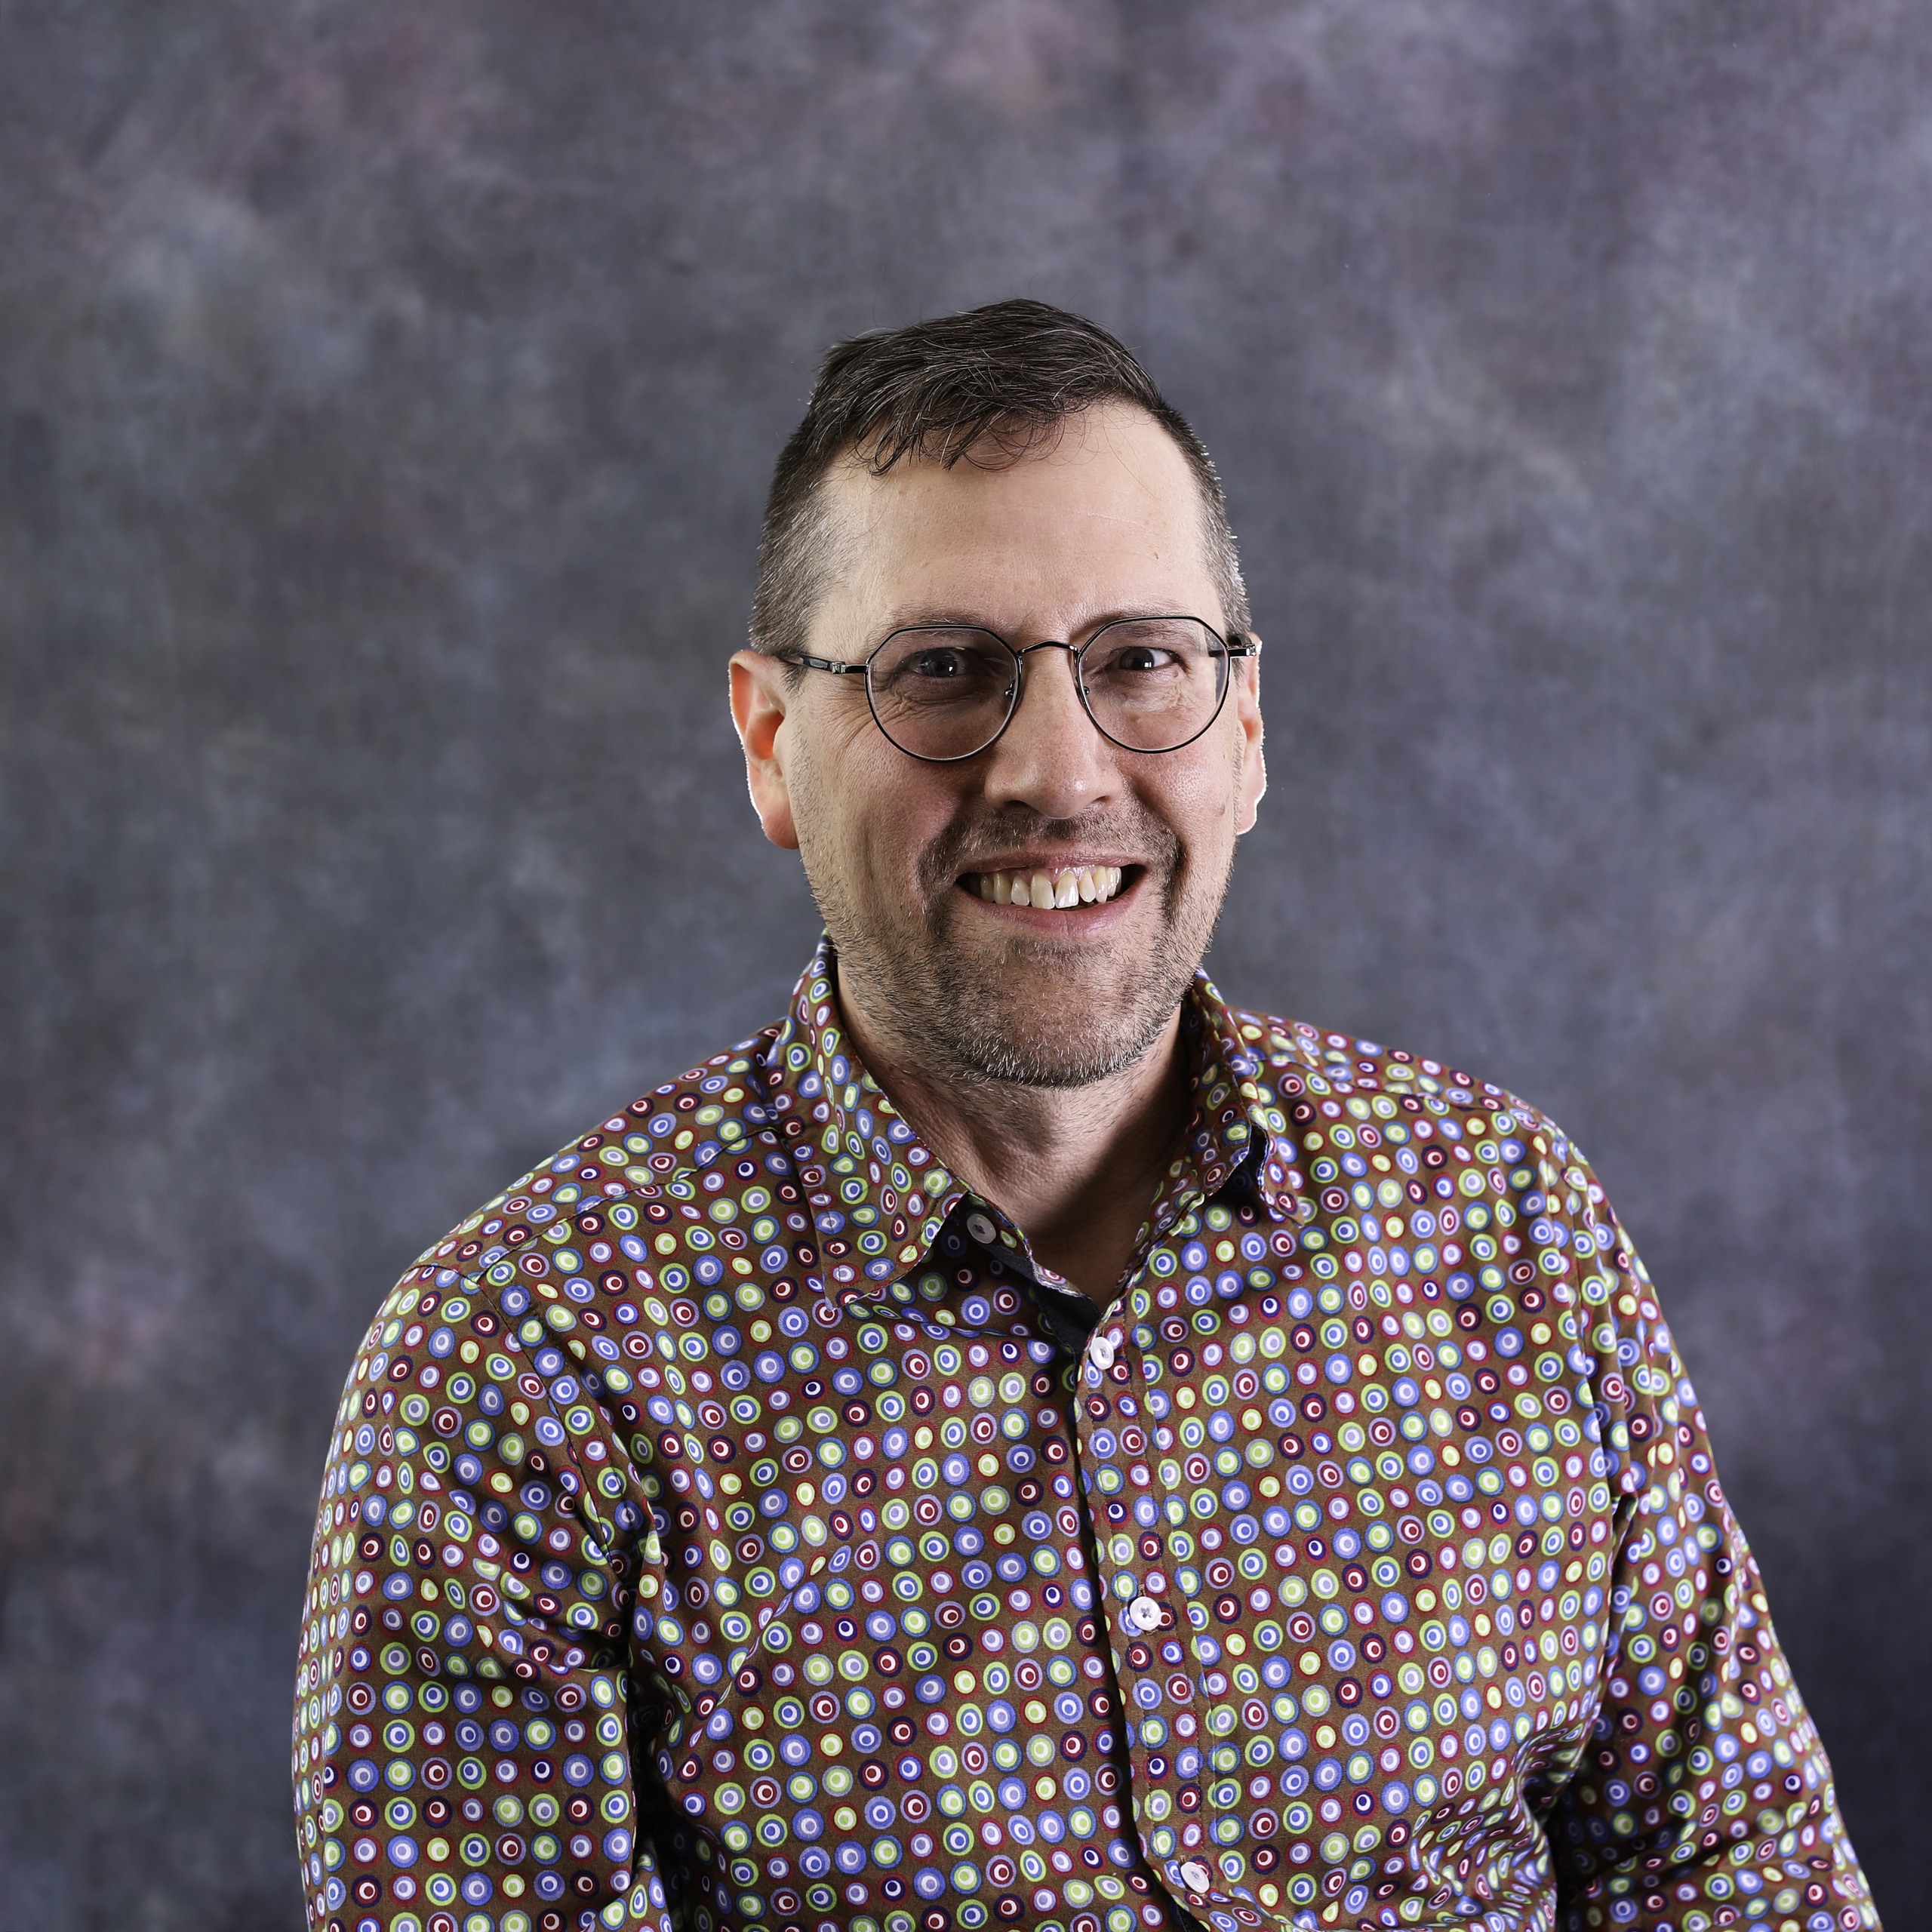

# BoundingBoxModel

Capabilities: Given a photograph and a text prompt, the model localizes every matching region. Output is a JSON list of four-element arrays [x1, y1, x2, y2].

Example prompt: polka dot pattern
[[293, 938, 1876, 1932]]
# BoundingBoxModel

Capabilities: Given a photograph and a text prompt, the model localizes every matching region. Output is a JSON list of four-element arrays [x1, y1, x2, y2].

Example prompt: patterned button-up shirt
[[292, 938, 1877, 1932]]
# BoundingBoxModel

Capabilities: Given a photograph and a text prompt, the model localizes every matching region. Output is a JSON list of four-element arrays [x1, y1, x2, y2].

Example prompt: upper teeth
[[972, 865, 1125, 909]]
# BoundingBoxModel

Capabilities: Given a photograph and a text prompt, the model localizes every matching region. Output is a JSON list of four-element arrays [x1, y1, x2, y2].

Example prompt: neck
[[835, 977, 1193, 1309]]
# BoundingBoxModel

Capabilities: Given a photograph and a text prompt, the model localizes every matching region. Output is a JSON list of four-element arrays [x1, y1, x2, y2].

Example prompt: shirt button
[[966, 1212, 997, 1245], [1180, 1861, 1213, 1894], [1088, 1333, 1115, 1371], [1128, 1595, 1161, 1632]]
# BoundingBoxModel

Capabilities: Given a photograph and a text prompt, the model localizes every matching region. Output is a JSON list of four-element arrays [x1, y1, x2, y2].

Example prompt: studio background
[[2, 4, 1924, 1926]]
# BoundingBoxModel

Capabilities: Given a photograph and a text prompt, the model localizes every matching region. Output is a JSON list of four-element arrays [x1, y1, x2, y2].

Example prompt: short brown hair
[[749, 299, 1248, 664]]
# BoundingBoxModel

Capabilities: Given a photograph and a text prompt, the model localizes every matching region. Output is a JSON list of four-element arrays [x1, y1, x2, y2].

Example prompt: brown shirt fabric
[[292, 937, 1877, 1932]]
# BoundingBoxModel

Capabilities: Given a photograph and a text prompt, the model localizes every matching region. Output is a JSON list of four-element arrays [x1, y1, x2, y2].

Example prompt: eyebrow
[[866, 605, 1206, 642], [872, 607, 998, 633]]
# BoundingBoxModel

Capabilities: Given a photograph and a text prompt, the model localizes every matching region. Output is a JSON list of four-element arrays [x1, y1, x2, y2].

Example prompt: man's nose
[[979, 644, 1118, 818]]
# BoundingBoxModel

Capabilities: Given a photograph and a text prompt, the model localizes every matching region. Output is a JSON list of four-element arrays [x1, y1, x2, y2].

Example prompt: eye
[[1084, 631, 1195, 679], [1081, 619, 1218, 699], [906, 650, 981, 685], [870, 629, 1013, 699], [1096, 643, 1173, 675], [908, 648, 996, 681]]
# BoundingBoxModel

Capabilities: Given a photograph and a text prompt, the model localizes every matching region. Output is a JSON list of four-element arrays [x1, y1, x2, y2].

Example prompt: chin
[[938, 1006, 1167, 1089], [918, 922, 1192, 1088]]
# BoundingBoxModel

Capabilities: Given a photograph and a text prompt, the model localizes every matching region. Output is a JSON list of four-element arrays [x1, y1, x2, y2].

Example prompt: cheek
[[807, 748, 959, 884], [1148, 753, 1244, 854], [859, 785, 961, 881], [794, 705, 900, 826]]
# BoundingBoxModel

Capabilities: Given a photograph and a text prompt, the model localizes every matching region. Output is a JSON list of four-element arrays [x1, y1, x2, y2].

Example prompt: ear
[[1234, 636, 1266, 835], [729, 650, 801, 851]]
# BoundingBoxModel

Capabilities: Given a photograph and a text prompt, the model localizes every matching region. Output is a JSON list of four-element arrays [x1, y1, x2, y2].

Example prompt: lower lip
[[954, 869, 1146, 926]]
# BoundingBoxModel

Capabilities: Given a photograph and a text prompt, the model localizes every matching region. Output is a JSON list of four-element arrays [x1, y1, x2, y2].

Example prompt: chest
[[633, 1203, 1617, 1932]]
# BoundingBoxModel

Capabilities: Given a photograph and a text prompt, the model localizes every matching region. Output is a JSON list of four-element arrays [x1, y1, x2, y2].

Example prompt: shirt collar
[[762, 936, 1315, 1318]]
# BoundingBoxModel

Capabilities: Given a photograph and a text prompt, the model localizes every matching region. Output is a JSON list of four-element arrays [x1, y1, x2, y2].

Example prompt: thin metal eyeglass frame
[[776, 617, 1258, 764]]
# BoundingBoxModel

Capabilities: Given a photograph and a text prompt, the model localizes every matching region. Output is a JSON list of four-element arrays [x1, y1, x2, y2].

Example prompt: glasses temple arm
[[777, 651, 866, 675]]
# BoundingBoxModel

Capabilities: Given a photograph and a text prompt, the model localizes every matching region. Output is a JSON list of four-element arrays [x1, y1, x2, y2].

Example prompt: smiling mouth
[[964, 863, 1131, 908]]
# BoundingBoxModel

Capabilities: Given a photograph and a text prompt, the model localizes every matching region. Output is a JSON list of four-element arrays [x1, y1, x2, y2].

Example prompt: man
[[291, 301, 1877, 1932]]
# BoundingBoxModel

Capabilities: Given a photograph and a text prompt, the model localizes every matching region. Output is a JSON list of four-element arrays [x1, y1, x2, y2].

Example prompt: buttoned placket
[[933, 1131, 1288, 1928], [932, 1132, 1293, 1928], [1065, 1158, 1298, 1923]]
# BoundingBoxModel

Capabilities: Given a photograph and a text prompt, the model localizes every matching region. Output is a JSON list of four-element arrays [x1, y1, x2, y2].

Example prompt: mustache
[[915, 807, 1180, 895]]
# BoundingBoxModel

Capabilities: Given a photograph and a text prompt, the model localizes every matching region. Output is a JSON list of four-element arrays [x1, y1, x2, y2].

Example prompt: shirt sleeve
[[291, 1257, 681, 1932], [1534, 1146, 1879, 1932]]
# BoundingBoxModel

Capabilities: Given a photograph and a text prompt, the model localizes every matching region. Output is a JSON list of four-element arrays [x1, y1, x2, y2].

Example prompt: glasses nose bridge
[[1010, 635, 1088, 696], [1006, 636, 1096, 732]]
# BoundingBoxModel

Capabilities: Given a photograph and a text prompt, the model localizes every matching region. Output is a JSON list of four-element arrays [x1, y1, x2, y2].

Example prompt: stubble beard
[[809, 809, 1232, 1091]]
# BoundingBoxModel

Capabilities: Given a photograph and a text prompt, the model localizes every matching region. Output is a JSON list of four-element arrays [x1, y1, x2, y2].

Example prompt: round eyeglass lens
[[1078, 617, 1229, 752], [866, 628, 1020, 761]]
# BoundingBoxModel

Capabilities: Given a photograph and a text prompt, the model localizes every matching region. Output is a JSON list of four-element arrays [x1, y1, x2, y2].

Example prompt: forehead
[[814, 402, 1220, 636]]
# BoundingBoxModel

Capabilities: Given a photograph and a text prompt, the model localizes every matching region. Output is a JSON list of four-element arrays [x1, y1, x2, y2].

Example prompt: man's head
[[731, 300, 1264, 1090]]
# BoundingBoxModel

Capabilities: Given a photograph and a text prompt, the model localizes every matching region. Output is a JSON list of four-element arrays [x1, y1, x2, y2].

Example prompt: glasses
[[778, 616, 1257, 764]]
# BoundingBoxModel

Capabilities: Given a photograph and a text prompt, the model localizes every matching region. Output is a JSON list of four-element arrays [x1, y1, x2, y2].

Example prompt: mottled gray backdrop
[[2, 2, 1924, 1924]]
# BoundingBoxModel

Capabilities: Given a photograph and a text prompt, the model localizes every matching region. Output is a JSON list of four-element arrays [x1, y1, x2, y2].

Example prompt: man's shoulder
[[1215, 991, 1580, 1157], [405, 1020, 790, 1278], [325, 1022, 799, 1428]]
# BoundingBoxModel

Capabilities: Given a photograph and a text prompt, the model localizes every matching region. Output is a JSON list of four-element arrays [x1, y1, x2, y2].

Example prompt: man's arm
[[291, 1254, 678, 1932], [1535, 1153, 1876, 1932]]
